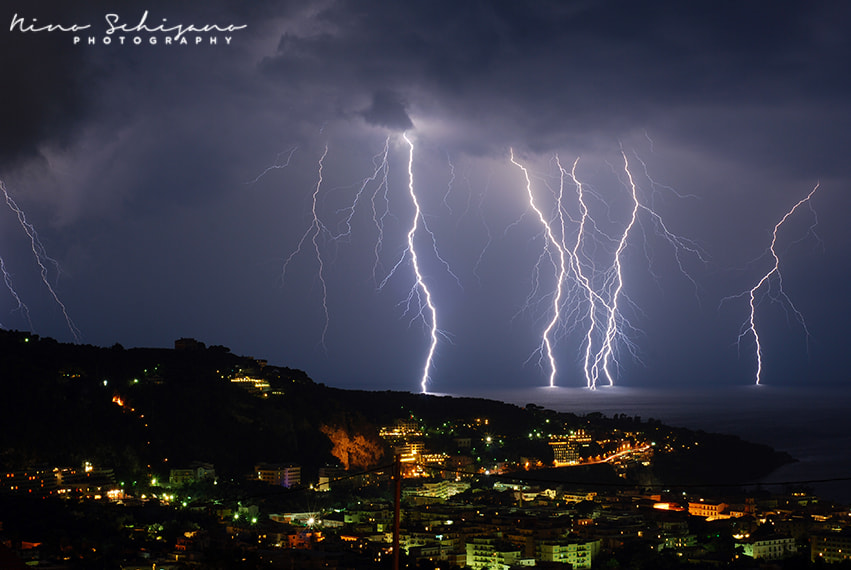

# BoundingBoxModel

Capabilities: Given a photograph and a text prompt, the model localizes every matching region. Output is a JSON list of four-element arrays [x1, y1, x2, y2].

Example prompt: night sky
[[2, 1, 849, 393]]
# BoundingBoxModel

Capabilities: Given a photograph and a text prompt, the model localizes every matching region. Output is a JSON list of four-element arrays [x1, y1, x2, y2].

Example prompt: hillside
[[0, 330, 793, 488]]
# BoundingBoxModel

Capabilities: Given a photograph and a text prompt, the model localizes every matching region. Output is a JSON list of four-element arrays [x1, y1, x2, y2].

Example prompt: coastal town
[[3, 401, 850, 568], [2, 333, 848, 568]]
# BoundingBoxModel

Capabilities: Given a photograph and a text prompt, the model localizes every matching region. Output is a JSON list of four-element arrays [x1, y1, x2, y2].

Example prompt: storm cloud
[[1, 0, 848, 392]]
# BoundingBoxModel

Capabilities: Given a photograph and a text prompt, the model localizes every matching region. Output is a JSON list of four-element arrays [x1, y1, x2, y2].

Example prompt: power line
[[413, 461, 851, 491]]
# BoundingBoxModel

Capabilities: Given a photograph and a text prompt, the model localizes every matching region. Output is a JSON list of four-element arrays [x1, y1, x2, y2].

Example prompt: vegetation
[[0, 330, 792, 489]]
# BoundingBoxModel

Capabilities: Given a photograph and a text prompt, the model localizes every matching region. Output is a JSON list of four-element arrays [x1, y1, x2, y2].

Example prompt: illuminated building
[[1, 467, 58, 495], [811, 531, 851, 563], [379, 418, 423, 439], [169, 462, 216, 486], [230, 375, 271, 393], [344, 503, 394, 532], [536, 539, 600, 568], [56, 465, 116, 499], [738, 534, 795, 560], [447, 455, 475, 478], [404, 480, 470, 501], [503, 525, 561, 558], [549, 440, 577, 465], [254, 463, 301, 487], [656, 532, 697, 551], [169, 468, 195, 487], [395, 440, 425, 463], [564, 491, 597, 503], [549, 429, 592, 465], [465, 537, 521, 570], [401, 530, 462, 563], [315, 465, 345, 492], [688, 500, 728, 519]]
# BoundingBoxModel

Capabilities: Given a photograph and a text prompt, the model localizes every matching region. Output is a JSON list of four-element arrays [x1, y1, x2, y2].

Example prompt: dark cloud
[[253, 2, 851, 173], [360, 90, 413, 130], [1, 0, 847, 392], [0, 29, 90, 165]]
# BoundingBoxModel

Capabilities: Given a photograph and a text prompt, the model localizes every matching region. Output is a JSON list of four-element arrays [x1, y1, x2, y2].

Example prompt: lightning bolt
[[630, 152, 707, 302], [471, 173, 494, 287], [726, 183, 820, 385], [442, 150, 456, 214], [594, 151, 641, 387], [273, 134, 457, 390], [280, 145, 331, 348], [269, 134, 703, 392], [510, 150, 567, 387], [562, 157, 609, 389], [510, 146, 703, 389], [380, 133, 446, 392], [324, 136, 392, 284], [0, 179, 80, 342], [0, 256, 32, 330], [370, 146, 393, 284], [245, 146, 298, 185], [585, 150, 704, 388]]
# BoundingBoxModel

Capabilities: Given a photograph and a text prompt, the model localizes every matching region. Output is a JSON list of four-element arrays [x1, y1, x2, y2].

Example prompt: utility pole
[[393, 454, 401, 570]]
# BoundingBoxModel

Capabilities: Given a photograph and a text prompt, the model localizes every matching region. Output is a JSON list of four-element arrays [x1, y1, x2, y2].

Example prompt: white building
[[536, 539, 600, 568], [254, 463, 301, 487], [466, 537, 521, 570], [739, 535, 795, 560]]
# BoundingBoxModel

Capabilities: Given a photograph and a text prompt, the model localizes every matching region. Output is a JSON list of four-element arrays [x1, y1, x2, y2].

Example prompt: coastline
[[448, 384, 851, 503]]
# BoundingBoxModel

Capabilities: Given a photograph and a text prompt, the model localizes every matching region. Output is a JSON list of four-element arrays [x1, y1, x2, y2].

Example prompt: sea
[[442, 385, 851, 504]]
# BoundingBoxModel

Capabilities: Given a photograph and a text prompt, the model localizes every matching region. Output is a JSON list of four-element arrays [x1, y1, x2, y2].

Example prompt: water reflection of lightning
[[727, 183, 820, 385], [0, 179, 80, 342]]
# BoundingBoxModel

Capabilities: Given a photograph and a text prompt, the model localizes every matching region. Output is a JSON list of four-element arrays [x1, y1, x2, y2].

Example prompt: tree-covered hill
[[0, 330, 793, 489]]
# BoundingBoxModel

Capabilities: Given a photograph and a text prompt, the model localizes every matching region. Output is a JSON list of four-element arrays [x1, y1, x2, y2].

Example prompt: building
[[254, 463, 301, 488], [379, 419, 422, 439], [404, 480, 470, 501], [688, 500, 728, 519], [229, 375, 271, 394], [315, 465, 346, 492], [656, 532, 697, 552], [1, 467, 58, 496], [564, 491, 597, 503], [738, 534, 795, 560], [536, 538, 600, 569], [811, 530, 851, 563], [550, 429, 592, 465], [169, 462, 216, 486], [56, 465, 116, 498], [402, 530, 462, 564], [395, 440, 426, 463], [466, 538, 521, 570]]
